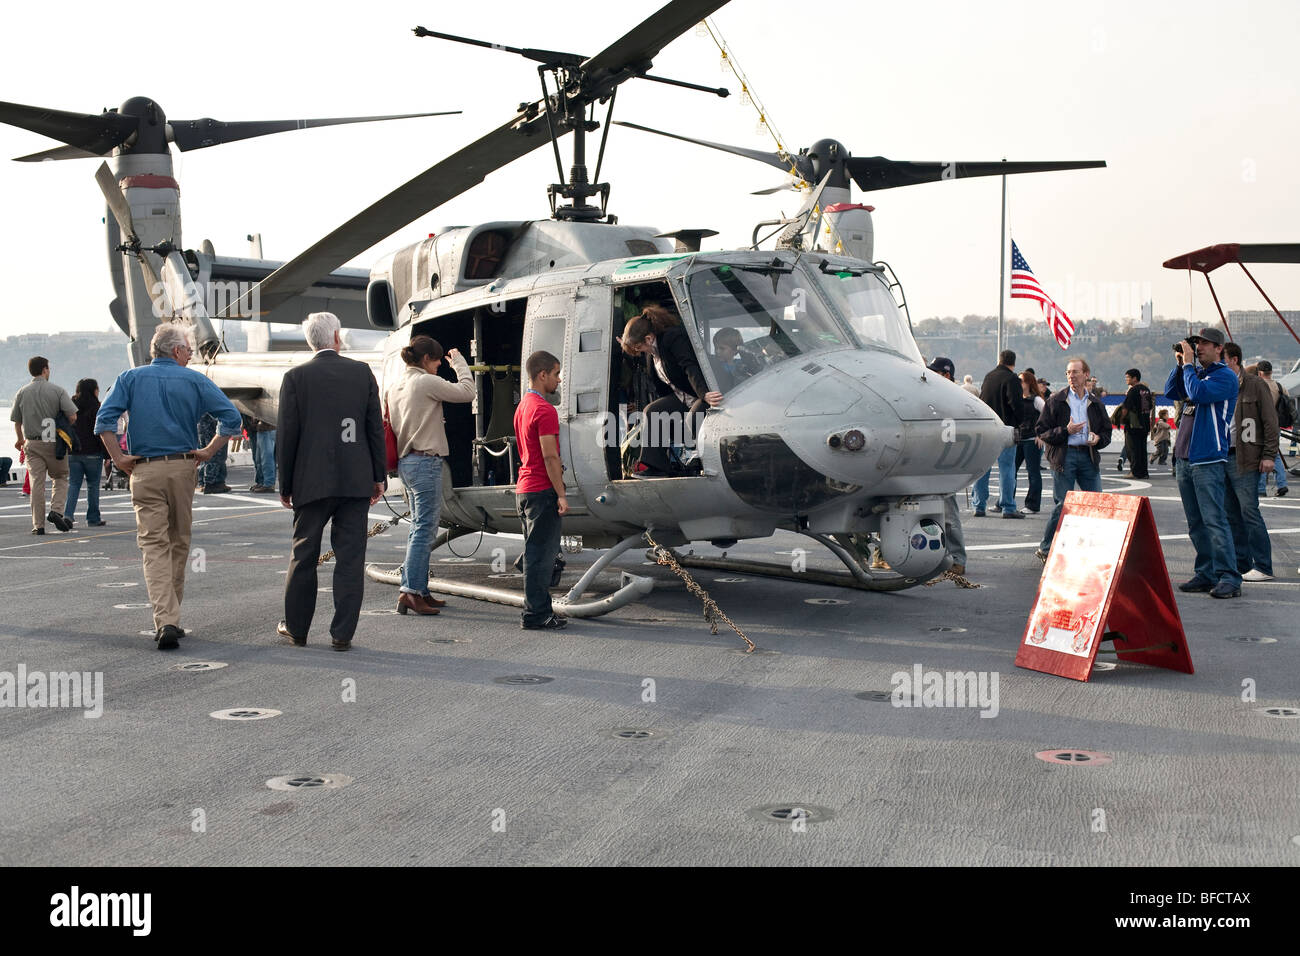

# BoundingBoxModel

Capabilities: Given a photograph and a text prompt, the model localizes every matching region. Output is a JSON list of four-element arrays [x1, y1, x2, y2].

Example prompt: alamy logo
[[49, 886, 151, 936], [0, 665, 103, 718], [890, 664, 999, 718]]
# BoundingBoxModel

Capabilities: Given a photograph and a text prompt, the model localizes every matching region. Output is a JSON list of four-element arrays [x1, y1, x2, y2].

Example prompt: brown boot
[[421, 592, 448, 608], [397, 592, 440, 615]]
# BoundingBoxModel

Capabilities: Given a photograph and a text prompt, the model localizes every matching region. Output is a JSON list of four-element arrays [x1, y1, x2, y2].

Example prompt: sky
[[1, 0, 1298, 338]]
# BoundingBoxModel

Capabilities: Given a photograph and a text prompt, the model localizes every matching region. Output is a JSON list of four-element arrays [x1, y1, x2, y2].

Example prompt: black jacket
[[277, 350, 385, 506], [1036, 387, 1113, 473], [71, 395, 104, 457], [649, 325, 711, 403], [979, 364, 1022, 427]]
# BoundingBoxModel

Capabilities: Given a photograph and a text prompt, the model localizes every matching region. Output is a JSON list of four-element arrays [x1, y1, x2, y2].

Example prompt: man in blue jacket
[[1163, 327, 1240, 599]]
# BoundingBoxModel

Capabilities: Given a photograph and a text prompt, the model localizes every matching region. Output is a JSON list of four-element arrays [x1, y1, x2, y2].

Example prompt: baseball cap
[[1187, 327, 1226, 346], [927, 357, 955, 378]]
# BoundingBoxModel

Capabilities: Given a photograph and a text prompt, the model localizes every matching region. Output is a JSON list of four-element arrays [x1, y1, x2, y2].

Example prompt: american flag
[[1011, 240, 1074, 349]]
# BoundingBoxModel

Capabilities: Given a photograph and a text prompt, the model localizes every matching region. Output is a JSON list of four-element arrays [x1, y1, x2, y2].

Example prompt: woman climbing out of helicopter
[[385, 335, 474, 615], [620, 304, 723, 478]]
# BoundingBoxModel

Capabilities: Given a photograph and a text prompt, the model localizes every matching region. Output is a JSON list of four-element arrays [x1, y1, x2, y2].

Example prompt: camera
[[1172, 339, 1192, 352]]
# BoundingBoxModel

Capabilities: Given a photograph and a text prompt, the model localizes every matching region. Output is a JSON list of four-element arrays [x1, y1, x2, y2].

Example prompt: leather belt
[[406, 450, 437, 457], [136, 452, 198, 464]]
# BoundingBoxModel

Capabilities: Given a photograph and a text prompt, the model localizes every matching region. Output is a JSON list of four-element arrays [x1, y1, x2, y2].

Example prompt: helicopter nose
[[704, 353, 1006, 506]]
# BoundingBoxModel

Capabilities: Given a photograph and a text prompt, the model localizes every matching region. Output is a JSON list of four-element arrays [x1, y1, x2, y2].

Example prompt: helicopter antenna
[[413, 23, 729, 221]]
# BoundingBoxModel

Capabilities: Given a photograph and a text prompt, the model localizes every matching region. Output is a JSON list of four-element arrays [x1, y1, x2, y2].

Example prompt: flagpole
[[997, 161, 1007, 362]]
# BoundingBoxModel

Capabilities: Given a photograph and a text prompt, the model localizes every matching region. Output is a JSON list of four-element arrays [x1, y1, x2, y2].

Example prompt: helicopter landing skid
[[651, 532, 950, 593], [363, 532, 654, 618]]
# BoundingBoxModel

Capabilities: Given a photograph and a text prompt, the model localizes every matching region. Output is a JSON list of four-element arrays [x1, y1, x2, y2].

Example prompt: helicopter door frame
[[520, 287, 586, 515]]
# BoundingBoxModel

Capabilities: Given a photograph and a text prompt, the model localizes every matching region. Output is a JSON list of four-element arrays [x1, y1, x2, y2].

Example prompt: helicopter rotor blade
[[581, 0, 729, 79], [0, 100, 136, 156], [845, 158, 1106, 192], [242, 0, 732, 315], [751, 182, 800, 196], [168, 111, 461, 152], [614, 120, 793, 173], [13, 143, 104, 162], [93, 162, 164, 297]]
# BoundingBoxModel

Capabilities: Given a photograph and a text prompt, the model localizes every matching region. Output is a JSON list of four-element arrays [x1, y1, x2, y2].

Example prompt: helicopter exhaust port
[[826, 429, 866, 451]]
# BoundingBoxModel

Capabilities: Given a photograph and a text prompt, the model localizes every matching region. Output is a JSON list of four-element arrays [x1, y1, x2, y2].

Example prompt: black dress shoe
[[1277, 487, 1289, 498], [972, 510, 986, 517], [47, 511, 73, 532], [89, 520, 107, 526], [155, 624, 182, 650], [31, 527, 45, 535], [276, 621, 306, 646], [331, 639, 351, 652]]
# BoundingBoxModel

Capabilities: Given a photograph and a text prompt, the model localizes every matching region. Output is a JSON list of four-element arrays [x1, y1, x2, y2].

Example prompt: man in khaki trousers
[[9, 355, 77, 534], [96, 324, 242, 650]]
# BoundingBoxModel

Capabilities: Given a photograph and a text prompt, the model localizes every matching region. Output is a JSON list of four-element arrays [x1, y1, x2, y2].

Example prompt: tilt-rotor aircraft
[[1, 0, 1105, 616]]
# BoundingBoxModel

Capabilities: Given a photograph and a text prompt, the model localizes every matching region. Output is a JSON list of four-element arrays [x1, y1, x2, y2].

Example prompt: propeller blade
[[844, 158, 1105, 192], [162, 250, 221, 355], [93, 162, 164, 296], [581, 0, 730, 78], [615, 120, 792, 173], [0, 100, 136, 155], [233, 116, 544, 317], [14, 143, 104, 162], [751, 182, 799, 196], [168, 110, 461, 152], [243, 0, 730, 313]]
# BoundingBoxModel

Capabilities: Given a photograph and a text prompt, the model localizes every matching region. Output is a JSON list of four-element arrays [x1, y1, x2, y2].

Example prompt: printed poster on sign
[[1024, 513, 1128, 658]]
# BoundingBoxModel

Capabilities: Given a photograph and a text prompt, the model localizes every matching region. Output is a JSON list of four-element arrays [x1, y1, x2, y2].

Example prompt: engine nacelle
[[820, 202, 874, 261]]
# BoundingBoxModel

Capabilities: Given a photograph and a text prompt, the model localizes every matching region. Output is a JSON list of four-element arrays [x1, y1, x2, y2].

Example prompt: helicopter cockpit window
[[812, 268, 924, 364], [684, 260, 851, 375]]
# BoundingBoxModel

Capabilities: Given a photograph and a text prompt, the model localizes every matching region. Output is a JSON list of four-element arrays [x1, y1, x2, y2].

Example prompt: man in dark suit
[[277, 313, 386, 651]]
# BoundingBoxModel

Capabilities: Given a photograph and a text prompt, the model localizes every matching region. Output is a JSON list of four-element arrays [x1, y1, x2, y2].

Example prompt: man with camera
[[1163, 328, 1241, 599]]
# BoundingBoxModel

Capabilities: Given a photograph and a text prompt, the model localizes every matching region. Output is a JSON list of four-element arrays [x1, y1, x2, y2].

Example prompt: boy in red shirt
[[514, 350, 570, 630]]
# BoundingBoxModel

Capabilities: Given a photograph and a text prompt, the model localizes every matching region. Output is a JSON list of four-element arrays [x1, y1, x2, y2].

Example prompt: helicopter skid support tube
[[653, 532, 947, 593], [363, 562, 655, 618]]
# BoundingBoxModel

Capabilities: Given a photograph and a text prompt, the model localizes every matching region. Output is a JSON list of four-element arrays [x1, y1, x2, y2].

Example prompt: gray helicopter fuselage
[[352, 223, 1007, 557]]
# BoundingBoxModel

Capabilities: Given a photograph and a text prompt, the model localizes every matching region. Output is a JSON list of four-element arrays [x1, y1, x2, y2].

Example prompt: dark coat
[[979, 364, 1022, 427], [1233, 370, 1279, 475], [277, 350, 385, 506], [1036, 387, 1113, 473], [648, 325, 711, 403]]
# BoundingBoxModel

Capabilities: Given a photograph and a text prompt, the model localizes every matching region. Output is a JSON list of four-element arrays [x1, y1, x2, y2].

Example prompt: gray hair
[[150, 322, 194, 359], [303, 312, 342, 351]]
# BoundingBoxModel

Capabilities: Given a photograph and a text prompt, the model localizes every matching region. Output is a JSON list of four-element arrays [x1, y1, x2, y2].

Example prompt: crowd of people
[[937, 329, 1295, 595]]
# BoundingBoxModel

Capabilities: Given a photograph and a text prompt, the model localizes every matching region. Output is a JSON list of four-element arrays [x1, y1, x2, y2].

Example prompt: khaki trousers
[[24, 440, 68, 531], [129, 458, 196, 631]]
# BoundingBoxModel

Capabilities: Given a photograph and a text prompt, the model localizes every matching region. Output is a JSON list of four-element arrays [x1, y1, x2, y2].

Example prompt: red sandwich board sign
[[1016, 491, 1193, 682]]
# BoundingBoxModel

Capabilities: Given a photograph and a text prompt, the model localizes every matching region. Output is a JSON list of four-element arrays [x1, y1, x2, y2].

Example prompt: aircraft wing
[[1162, 243, 1300, 273]]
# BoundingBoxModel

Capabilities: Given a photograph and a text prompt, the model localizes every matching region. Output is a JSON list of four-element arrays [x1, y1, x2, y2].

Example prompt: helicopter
[[0, 0, 1103, 616]]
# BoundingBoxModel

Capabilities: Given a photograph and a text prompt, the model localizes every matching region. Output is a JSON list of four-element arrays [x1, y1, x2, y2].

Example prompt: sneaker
[[201, 483, 233, 494], [31, 527, 45, 535], [1210, 582, 1241, 599], [1001, 510, 1026, 519], [276, 621, 307, 646], [1276, 487, 1289, 497], [521, 615, 568, 631], [990, 505, 1003, 513], [1178, 578, 1214, 593], [972, 510, 986, 517], [1242, 569, 1274, 582]]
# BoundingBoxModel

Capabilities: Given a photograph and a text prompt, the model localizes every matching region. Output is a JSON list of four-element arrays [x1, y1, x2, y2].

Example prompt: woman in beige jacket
[[386, 335, 474, 615]]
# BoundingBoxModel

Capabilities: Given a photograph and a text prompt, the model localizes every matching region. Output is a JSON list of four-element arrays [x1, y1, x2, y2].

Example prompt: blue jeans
[[971, 468, 992, 512], [398, 453, 444, 595], [64, 454, 104, 524], [1040, 446, 1102, 551], [196, 414, 228, 486], [252, 429, 277, 488], [517, 488, 562, 625], [1016, 439, 1042, 511], [995, 443, 1018, 512], [1175, 458, 1241, 588], [1257, 454, 1288, 494], [1225, 459, 1272, 575]]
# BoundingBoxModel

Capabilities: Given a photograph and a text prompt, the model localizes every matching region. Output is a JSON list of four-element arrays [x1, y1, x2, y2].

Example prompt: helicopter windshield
[[684, 259, 854, 377], [810, 266, 924, 364]]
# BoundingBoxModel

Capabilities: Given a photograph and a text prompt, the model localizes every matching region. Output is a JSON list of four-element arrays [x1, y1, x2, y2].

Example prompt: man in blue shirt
[[1163, 327, 1240, 599], [95, 323, 242, 649]]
